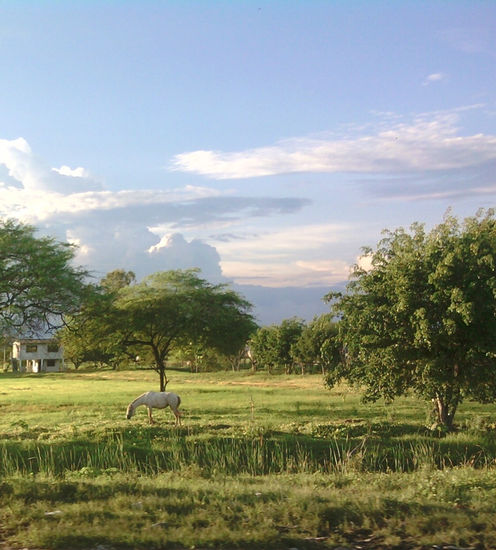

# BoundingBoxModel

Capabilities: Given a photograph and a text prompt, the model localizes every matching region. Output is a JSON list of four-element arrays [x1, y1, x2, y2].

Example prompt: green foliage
[[250, 317, 304, 373], [171, 342, 243, 372], [115, 269, 256, 390], [60, 269, 256, 380], [327, 209, 496, 429], [100, 269, 136, 293], [58, 275, 133, 370], [0, 219, 88, 333], [251, 316, 341, 375], [291, 314, 341, 374]]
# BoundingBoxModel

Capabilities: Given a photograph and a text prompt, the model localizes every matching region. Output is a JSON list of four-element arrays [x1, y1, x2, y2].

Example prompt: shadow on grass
[[2, 423, 496, 477]]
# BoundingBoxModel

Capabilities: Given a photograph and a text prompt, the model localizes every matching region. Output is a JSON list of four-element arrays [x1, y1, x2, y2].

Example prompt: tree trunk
[[152, 345, 169, 392], [158, 366, 169, 392], [434, 391, 459, 431]]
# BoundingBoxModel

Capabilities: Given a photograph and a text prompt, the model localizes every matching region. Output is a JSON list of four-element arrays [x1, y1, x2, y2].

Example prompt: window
[[47, 343, 59, 353], [47, 359, 56, 367], [26, 344, 37, 353]]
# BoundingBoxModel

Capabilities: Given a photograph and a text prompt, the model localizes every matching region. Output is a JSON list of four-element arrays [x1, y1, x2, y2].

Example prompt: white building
[[12, 339, 65, 373]]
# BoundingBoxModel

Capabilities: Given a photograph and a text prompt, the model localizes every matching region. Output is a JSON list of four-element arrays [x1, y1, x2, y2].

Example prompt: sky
[[0, 1, 495, 324]]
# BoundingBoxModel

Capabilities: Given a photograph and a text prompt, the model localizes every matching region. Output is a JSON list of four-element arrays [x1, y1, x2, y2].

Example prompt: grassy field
[[1, 368, 496, 549]]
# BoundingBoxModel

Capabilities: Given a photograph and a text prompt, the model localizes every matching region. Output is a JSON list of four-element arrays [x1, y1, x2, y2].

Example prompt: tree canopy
[[326, 209, 496, 429], [250, 315, 340, 375], [291, 314, 341, 375], [59, 275, 132, 370], [0, 219, 88, 334], [250, 318, 305, 373], [113, 269, 256, 390]]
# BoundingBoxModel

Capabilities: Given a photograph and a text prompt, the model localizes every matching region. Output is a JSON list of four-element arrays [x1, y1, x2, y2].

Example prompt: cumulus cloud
[[65, 223, 224, 282], [0, 137, 102, 194], [148, 233, 223, 281], [0, 136, 313, 288], [171, 111, 496, 179], [0, 137, 308, 227]]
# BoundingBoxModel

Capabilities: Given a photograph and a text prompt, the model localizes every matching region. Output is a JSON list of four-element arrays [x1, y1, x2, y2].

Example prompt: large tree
[[0, 219, 88, 333], [326, 210, 496, 429], [114, 269, 255, 391]]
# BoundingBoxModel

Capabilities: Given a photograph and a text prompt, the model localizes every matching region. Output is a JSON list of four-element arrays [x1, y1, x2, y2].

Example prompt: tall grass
[[2, 371, 496, 549], [2, 430, 496, 477]]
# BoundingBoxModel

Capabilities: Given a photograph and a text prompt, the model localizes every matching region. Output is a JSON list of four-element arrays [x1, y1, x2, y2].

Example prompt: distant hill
[[234, 282, 347, 326]]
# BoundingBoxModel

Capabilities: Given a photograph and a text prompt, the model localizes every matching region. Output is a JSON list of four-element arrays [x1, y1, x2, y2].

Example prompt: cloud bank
[[171, 112, 496, 179], [0, 136, 312, 286], [2, 107, 494, 304]]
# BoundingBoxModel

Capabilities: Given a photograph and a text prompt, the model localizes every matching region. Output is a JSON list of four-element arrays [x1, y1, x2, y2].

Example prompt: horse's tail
[[177, 395, 181, 408]]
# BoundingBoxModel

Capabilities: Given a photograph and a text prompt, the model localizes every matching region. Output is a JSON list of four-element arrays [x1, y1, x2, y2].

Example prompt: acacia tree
[[326, 210, 496, 429], [114, 269, 255, 391], [0, 219, 88, 333]]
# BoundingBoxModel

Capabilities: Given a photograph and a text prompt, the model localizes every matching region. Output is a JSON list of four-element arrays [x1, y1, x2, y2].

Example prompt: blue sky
[[1, 1, 495, 323]]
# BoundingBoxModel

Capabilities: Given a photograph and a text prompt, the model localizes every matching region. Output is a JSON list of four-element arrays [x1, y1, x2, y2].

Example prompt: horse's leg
[[173, 408, 182, 426], [147, 407, 155, 424]]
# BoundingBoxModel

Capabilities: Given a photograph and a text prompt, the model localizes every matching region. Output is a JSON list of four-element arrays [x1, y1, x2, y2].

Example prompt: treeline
[[60, 283, 342, 377], [170, 315, 342, 375], [249, 316, 340, 375]]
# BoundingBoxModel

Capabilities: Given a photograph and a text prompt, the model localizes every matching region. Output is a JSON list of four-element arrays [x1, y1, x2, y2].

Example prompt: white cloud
[[213, 223, 348, 261], [171, 110, 496, 179], [0, 137, 101, 194], [147, 233, 223, 281], [221, 258, 350, 287], [295, 259, 345, 272], [0, 137, 314, 289], [52, 165, 90, 178], [422, 72, 447, 86], [210, 224, 352, 286], [66, 230, 92, 258], [0, 138, 222, 223], [356, 253, 374, 272]]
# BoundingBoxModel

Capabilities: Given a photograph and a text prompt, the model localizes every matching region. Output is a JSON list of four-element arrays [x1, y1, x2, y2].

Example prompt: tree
[[249, 325, 279, 373], [326, 209, 496, 429], [0, 219, 88, 333], [114, 269, 255, 391], [276, 318, 305, 373], [250, 318, 305, 373], [59, 270, 136, 369], [100, 269, 136, 293], [291, 314, 341, 375]]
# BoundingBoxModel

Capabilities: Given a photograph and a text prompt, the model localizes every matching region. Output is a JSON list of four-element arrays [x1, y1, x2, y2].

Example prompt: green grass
[[1, 369, 496, 549]]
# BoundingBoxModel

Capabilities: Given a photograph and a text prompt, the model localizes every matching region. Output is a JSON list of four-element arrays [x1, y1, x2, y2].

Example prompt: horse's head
[[126, 404, 135, 420]]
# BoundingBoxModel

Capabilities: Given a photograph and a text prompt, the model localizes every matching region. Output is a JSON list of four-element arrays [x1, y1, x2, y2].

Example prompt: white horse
[[126, 391, 182, 425]]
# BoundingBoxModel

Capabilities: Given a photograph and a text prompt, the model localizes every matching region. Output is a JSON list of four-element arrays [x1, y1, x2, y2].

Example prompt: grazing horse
[[126, 391, 182, 425]]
